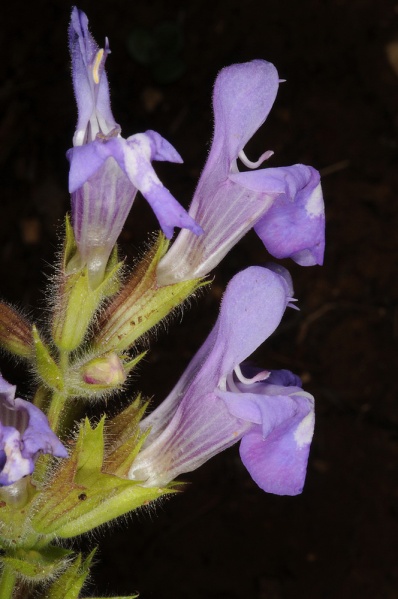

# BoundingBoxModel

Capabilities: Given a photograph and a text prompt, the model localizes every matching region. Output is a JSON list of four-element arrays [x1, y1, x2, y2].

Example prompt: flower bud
[[82, 352, 126, 386]]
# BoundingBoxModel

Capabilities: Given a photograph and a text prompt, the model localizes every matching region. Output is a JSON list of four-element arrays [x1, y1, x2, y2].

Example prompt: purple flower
[[0, 375, 67, 486], [67, 8, 201, 284], [157, 60, 325, 285], [129, 266, 314, 496]]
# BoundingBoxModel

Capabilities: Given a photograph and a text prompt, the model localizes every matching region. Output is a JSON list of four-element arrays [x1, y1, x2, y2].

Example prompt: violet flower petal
[[253, 165, 325, 265], [0, 374, 67, 486], [141, 265, 290, 444], [220, 369, 314, 495], [238, 391, 314, 495], [211, 60, 279, 170]]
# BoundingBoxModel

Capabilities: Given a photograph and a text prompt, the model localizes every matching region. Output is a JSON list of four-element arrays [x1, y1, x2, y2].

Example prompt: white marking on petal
[[3, 430, 31, 480], [124, 148, 138, 180], [305, 184, 323, 218], [128, 133, 152, 160], [294, 411, 315, 448], [139, 170, 158, 194]]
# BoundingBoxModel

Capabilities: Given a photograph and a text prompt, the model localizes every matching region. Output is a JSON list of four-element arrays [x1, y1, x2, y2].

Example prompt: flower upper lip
[[69, 7, 117, 146]]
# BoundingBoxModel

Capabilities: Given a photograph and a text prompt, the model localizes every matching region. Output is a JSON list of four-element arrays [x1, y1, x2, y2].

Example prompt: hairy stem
[[0, 564, 17, 599]]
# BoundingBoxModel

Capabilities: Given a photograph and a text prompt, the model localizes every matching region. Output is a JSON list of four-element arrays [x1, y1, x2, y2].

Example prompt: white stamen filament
[[234, 364, 270, 384], [224, 364, 271, 393], [238, 149, 274, 170]]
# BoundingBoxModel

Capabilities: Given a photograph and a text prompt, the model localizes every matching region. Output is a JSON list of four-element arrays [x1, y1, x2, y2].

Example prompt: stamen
[[92, 48, 104, 84], [238, 149, 274, 170], [234, 364, 270, 385], [287, 297, 300, 311], [226, 371, 240, 393], [223, 365, 271, 393]]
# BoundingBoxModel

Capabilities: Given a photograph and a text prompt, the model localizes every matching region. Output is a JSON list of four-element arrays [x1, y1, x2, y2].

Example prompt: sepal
[[1, 546, 72, 582], [31, 417, 172, 538], [44, 549, 96, 599], [52, 217, 123, 352], [32, 326, 63, 391], [0, 302, 33, 358], [0, 478, 38, 548], [94, 234, 207, 352], [52, 263, 123, 352], [104, 397, 148, 477]]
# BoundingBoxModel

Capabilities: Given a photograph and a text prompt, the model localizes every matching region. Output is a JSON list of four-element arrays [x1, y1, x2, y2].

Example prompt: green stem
[[35, 351, 70, 485], [47, 350, 69, 434], [47, 389, 68, 434], [0, 564, 17, 599]]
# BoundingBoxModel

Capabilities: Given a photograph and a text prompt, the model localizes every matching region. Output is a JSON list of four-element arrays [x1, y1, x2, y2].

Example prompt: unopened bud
[[82, 353, 126, 387]]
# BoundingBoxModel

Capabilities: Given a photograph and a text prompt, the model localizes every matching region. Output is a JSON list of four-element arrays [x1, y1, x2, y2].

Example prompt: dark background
[[1, 1, 397, 597]]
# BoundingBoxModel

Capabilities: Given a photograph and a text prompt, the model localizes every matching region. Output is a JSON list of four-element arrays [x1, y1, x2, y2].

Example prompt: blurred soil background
[[1, 0, 397, 597]]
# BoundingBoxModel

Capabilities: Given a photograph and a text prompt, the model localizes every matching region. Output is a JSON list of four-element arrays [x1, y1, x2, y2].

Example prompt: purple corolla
[[68, 8, 201, 284], [0, 375, 67, 486], [129, 266, 314, 496], [157, 60, 325, 285]]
